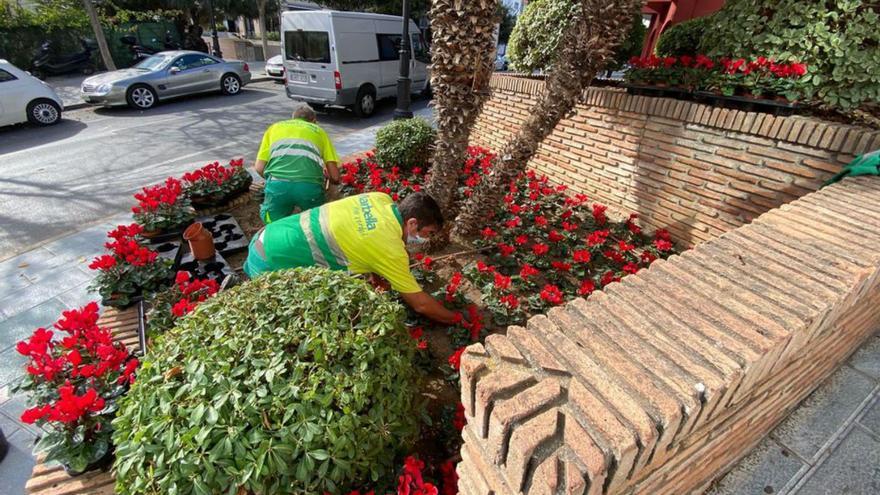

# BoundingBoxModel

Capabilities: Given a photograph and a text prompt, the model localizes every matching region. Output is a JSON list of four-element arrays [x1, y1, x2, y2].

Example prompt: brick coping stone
[[457, 176, 880, 495]]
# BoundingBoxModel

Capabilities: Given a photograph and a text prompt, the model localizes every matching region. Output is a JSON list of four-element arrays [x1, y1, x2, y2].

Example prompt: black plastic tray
[[196, 213, 249, 255], [178, 251, 234, 283]]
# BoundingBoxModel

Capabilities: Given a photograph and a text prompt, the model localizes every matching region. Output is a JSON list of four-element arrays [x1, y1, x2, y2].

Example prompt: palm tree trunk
[[257, 0, 269, 62], [425, 0, 500, 215], [453, 0, 644, 238], [82, 0, 115, 71]]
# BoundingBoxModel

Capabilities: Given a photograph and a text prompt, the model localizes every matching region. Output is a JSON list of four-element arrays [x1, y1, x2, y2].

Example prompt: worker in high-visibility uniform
[[254, 104, 340, 224], [244, 191, 460, 324]]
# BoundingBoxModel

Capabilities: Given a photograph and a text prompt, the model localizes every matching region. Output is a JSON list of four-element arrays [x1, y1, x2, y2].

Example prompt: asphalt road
[[0, 81, 431, 260]]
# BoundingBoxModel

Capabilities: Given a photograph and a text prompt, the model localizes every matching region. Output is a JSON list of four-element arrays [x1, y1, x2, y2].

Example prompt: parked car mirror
[[169, 67, 181, 75]]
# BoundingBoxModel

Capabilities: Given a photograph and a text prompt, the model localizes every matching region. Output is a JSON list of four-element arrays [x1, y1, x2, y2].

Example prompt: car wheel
[[221, 73, 242, 95], [26, 99, 61, 126], [353, 86, 376, 118], [421, 81, 432, 99], [126, 85, 157, 110]]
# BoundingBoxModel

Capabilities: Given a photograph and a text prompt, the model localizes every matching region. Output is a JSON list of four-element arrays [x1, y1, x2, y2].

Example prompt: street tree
[[424, 0, 500, 217], [453, 0, 644, 238], [81, 0, 115, 70]]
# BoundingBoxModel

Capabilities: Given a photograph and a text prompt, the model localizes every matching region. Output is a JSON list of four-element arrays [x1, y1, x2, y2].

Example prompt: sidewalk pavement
[[708, 335, 880, 495], [47, 61, 269, 110]]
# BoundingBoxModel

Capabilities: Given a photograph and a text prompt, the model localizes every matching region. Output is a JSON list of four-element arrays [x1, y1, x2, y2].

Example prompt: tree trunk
[[453, 0, 643, 238], [81, 0, 115, 71], [425, 0, 500, 216], [257, 0, 269, 62]]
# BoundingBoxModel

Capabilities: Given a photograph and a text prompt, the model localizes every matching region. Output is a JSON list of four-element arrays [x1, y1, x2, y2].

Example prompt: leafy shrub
[[112, 268, 422, 494], [698, 0, 880, 110], [656, 17, 711, 57], [508, 0, 645, 73], [374, 117, 435, 171], [507, 0, 578, 73]]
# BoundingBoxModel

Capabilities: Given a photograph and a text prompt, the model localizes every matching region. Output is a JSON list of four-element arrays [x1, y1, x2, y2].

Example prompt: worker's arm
[[254, 159, 267, 177], [325, 161, 340, 184], [400, 291, 460, 325]]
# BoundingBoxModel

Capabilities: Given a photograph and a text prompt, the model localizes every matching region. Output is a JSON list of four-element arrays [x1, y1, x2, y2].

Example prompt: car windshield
[[135, 54, 174, 71]]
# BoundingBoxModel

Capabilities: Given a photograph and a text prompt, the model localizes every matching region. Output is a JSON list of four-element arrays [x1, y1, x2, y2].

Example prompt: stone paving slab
[[0, 427, 38, 495], [710, 333, 880, 495], [771, 365, 876, 461]]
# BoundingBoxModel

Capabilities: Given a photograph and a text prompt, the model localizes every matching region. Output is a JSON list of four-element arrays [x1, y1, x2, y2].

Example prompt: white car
[[0, 60, 64, 127], [265, 54, 284, 81]]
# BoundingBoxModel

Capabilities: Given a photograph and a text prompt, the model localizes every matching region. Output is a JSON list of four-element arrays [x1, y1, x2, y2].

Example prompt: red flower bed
[[627, 54, 808, 100], [14, 303, 139, 472], [333, 146, 679, 493]]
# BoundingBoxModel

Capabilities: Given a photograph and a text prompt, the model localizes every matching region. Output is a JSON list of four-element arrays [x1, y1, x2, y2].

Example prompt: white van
[[280, 10, 430, 117]]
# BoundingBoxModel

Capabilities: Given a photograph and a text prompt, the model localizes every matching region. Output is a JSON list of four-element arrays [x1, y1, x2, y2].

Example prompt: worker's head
[[399, 192, 444, 246], [292, 104, 318, 124]]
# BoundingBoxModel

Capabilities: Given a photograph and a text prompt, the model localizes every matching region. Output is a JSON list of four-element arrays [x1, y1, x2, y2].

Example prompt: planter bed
[[624, 84, 802, 116]]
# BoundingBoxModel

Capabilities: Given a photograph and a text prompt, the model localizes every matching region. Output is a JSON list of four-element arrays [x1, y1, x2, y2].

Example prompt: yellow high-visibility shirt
[[260, 192, 421, 293], [256, 118, 339, 184]]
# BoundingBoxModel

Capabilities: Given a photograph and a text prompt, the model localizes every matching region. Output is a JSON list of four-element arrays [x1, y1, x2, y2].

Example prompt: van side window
[[411, 34, 429, 63], [376, 34, 402, 61], [0, 69, 17, 83], [285, 31, 331, 63]]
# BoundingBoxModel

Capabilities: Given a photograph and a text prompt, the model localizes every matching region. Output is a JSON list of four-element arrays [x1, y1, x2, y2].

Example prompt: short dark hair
[[398, 192, 444, 229]]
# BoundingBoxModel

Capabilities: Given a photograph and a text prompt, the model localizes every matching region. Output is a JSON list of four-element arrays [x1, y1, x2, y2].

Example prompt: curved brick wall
[[456, 177, 880, 495], [471, 75, 880, 247]]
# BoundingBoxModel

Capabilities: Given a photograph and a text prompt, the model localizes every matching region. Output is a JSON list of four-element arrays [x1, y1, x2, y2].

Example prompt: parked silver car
[[265, 54, 284, 81], [80, 51, 252, 109]]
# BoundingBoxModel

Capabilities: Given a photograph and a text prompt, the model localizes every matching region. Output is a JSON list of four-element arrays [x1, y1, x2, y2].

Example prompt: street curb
[[63, 75, 275, 112]]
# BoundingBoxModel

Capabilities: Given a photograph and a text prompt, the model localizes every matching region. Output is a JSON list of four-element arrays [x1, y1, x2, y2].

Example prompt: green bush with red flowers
[[131, 177, 194, 233], [13, 303, 139, 473], [87, 223, 172, 308], [111, 268, 422, 495]]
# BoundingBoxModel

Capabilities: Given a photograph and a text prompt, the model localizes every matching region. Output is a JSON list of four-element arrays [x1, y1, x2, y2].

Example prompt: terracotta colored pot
[[184, 222, 215, 260]]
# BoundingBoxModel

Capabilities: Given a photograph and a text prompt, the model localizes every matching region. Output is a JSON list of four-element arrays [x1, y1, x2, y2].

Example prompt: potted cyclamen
[[181, 158, 252, 208], [88, 224, 172, 308], [146, 271, 220, 337], [132, 177, 194, 239], [13, 302, 139, 475]]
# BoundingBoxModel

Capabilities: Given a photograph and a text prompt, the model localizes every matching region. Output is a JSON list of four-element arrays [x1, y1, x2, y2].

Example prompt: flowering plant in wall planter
[[181, 158, 252, 206], [88, 224, 172, 308], [131, 177, 194, 234], [146, 271, 220, 336], [626, 54, 808, 102], [13, 302, 139, 475]]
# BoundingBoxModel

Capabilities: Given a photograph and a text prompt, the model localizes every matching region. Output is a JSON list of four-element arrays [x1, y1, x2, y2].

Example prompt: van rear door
[[282, 12, 337, 103]]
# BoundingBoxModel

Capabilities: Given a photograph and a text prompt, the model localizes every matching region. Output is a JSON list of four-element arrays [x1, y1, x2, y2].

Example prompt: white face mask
[[407, 234, 429, 246]]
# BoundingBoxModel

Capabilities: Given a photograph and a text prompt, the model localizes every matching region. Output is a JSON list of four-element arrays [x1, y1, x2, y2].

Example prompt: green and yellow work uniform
[[257, 118, 339, 224], [244, 192, 421, 294]]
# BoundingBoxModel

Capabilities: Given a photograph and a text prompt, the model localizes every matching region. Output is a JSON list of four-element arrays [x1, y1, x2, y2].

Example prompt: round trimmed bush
[[111, 268, 421, 494], [656, 17, 711, 57], [374, 117, 435, 170]]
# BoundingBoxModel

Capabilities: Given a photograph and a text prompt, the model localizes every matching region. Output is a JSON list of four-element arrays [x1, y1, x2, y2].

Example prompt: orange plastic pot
[[184, 222, 215, 260]]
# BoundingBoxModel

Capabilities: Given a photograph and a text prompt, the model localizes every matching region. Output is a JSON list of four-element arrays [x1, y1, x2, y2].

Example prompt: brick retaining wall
[[456, 176, 880, 495], [471, 75, 880, 247]]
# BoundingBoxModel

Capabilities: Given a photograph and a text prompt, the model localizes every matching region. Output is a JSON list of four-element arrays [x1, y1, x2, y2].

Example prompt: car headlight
[[95, 83, 112, 95]]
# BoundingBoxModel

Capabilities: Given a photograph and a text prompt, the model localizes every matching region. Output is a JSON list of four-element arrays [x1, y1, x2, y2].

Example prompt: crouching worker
[[243, 191, 460, 324], [254, 104, 341, 224]]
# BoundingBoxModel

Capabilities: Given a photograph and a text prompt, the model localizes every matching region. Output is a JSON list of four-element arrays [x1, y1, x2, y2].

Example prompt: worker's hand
[[369, 273, 391, 292]]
